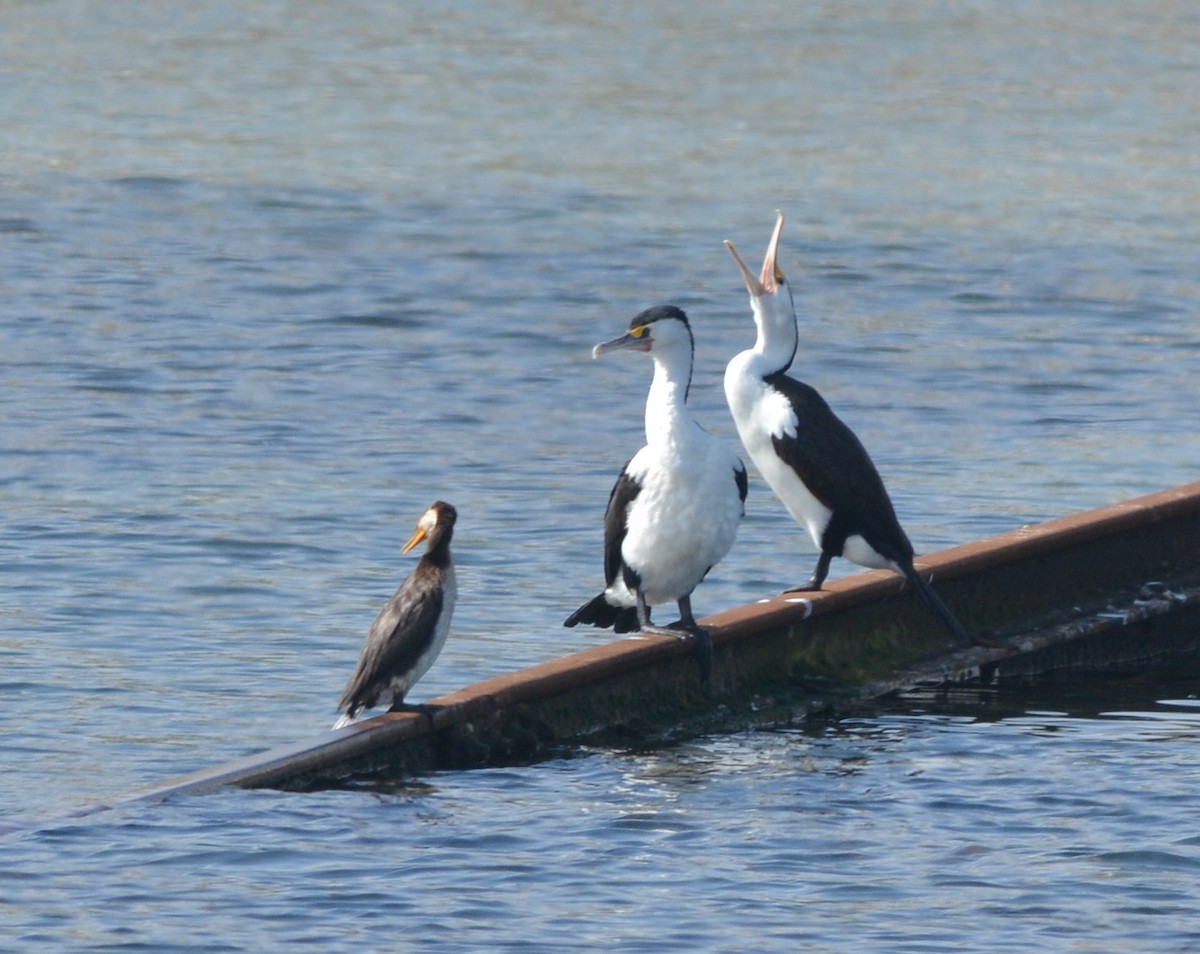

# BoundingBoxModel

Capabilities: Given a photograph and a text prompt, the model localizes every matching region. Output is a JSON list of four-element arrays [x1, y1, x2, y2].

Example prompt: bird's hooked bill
[[402, 525, 428, 553], [592, 327, 652, 357], [725, 210, 785, 297]]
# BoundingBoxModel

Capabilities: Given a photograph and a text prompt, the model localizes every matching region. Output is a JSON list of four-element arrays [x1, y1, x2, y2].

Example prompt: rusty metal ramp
[[86, 481, 1200, 805]]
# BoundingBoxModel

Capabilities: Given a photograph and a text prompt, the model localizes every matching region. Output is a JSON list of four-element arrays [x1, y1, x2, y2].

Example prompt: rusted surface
[[106, 481, 1200, 799]]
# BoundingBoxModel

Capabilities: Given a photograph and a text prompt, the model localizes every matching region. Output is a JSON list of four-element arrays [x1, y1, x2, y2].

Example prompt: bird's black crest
[[630, 304, 689, 330]]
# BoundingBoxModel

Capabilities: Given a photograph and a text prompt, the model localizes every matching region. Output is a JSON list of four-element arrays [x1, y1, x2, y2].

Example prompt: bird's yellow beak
[[725, 209, 785, 298], [402, 526, 428, 554]]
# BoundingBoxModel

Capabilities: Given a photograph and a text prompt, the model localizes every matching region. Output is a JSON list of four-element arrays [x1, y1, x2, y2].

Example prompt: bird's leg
[[635, 589, 656, 632], [675, 594, 699, 630], [639, 592, 712, 683], [637, 589, 684, 638], [786, 551, 832, 593]]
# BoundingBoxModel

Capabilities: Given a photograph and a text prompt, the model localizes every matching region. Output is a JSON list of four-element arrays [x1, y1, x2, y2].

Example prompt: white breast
[[610, 430, 743, 609], [724, 354, 832, 550]]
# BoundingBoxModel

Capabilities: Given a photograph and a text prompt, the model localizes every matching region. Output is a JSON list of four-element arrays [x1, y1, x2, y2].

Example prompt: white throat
[[643, 342, 694, 448], [748, 291, 798, 378]]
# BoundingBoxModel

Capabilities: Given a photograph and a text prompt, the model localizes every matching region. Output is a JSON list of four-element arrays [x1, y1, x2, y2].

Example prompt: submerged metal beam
[[93, 481, 1200, 804]]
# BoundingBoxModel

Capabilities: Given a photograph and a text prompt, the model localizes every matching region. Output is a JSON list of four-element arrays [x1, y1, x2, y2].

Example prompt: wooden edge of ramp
[[47, 481, 1200, 817]]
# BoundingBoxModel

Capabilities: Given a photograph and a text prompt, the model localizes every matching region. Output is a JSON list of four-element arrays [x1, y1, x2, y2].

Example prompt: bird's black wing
[[734, 459, 749, 505], [766, 372, 912, 563], [338, 565, 446, 714], [602, 462, 641, 589]]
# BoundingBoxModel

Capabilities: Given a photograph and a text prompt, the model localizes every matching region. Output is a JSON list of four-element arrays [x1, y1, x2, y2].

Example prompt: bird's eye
[[629, 325, 648, 338], [774, 266, 786, 284]]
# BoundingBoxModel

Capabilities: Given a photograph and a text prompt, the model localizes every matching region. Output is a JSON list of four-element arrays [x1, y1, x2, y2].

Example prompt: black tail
[[900, 563, 972, 647], [565, 593, 640, 633]]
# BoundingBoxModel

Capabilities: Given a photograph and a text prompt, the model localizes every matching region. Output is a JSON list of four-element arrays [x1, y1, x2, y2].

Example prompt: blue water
[[2, 2, 1199, 950]]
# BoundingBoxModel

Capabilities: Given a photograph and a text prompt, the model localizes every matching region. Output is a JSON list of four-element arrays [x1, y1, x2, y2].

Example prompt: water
[[5, 685, 1200, 952], [2, 1, 1198, 950]]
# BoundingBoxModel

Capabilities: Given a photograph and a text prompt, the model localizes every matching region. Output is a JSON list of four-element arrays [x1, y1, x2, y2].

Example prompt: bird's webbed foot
[[636, 593, 711, 682], [639, 626, 712, 685], [640, 622, 691, 638], [785, 553, 832, 594], [387, 701, 440, 721]]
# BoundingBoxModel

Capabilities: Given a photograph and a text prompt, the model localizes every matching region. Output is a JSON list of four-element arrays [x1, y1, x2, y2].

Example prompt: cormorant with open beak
[[723, 212, 976, 647]]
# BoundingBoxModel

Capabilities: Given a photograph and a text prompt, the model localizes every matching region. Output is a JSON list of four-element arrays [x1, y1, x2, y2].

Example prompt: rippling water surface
[[2, 2, 1199, 951], [6, 684, 1200, 952]]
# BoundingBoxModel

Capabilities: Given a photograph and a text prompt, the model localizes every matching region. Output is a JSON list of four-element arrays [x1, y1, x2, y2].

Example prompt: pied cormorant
[[565, 305, 748, 679], [723, 212, 976, 648], [333, 501, 457, 728]]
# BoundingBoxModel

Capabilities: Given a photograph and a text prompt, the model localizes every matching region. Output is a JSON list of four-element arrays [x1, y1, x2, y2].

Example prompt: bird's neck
[[423, 534, 453, 570], [748, 297, 798, 378], [643, 348, 694, 447]]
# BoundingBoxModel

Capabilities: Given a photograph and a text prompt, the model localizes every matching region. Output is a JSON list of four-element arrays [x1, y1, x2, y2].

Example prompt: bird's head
[[403, 501, 457, 554], [724, 211, 797, 368], [725, 209, 788, 300], [592, 304, 694, 359]]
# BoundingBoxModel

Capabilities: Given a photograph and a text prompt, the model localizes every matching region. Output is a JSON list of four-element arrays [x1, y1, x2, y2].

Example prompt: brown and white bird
[[333, 501, 457, 728], [723, 212, 976, 648]]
